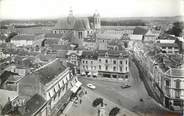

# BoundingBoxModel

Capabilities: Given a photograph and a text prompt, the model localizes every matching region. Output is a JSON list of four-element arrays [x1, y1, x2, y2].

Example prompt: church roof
[[54, 17, 90, 31]]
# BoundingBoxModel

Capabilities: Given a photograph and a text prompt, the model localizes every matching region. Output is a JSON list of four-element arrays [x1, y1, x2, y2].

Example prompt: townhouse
[[80, 50, 129, 79]]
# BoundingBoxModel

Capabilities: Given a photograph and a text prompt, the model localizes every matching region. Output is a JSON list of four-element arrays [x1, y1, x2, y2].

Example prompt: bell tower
[[67, 7, 75, 25], [93, 10, 101, 29]]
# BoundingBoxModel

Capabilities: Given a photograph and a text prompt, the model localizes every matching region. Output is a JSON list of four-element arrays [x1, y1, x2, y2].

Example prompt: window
[[99, 65, 101, 70], [105, 60, 108, 63], [175, 80, 181, 89], [113, 60, 116, 64], [78, 32, 82, 39], [91, 61, 93, 64], [49, 92, 51, 98], [83, 60, 85, 64], [173, 99, 182, 106], [86, 61, 88, 64], [168, 47, 172, 49], [120, 66, 122, 72], [99, 59, 101, 62], [120, 61, 122, 64], [106, 66, 108, 70], [165, 80, 170, 87], [126, 60, 128, 64], [113, 67, 116, 71], [175, 80, 181, 98], [126, 67, 128, 71]]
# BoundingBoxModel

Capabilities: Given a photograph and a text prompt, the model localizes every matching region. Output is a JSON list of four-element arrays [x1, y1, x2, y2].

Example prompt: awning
[[93, 72, 98, 76], [88, 72, 92, 75], [71, 86, 79, 93], [81, 72, 85, 75], [70, 81, 82, 93], [75, 81, 82, 87]]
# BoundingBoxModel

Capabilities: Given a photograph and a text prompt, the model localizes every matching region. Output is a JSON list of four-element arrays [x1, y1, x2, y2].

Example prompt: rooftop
[[96, 33, 122, 40], [157, 43, 178, 48], [157, 33, 177, 40], [0, 89, 18, 107], [133, 27, 148, 35], [44, 33, 63, 38], [98, 50, 129, 58], [54, 17, 90, 31], [24, 94, 46, 116], [34, 59, 67, 85], [82, 51, 98, 60], [166, 68, 184, 77], [11, 34, 35, 41]]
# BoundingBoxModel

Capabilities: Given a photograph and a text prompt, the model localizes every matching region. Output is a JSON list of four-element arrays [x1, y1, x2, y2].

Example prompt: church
[[52, 9, 101, 45]]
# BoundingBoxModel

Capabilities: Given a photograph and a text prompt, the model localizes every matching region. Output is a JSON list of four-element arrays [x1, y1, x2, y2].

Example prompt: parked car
[[87, 83, 96, 89], [120, 84, 131, 89]]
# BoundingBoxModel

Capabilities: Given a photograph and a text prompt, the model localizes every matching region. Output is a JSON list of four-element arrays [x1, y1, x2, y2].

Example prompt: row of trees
[[166, 21, 184, 37], [101, 20, 146, 26]]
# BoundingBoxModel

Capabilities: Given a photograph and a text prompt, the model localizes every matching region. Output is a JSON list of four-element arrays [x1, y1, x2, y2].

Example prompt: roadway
[[78, 59, 178, 116]]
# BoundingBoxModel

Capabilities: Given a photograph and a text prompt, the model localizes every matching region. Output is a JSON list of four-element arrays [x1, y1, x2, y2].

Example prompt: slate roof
[[82, 51, 98, 60], [96, 33, 122, 40], [133, 27, 148, 35], [157, 43, 178, 48], [11, 34, 35, 41], [98, 50, 129, 58], [24, 94, 46, 116], [0, 71, 19, 86], [37, 54, 57, 62], [44, 33, 63, 38], [44, 38, 59, 46], [166, 68, 184, 77], [54, 17, 90, 31], [56, 50, 67, 58], [34, 59, 67, 85], [48, 45, 69, 52], [157, 33, 177, 40]]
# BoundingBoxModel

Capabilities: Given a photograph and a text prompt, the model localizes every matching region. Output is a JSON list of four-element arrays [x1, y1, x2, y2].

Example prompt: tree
[[166, 22, 184, 37], [92, 98, 103, 107], [5, 32, 17, 42], [109, 107, 120, 116]]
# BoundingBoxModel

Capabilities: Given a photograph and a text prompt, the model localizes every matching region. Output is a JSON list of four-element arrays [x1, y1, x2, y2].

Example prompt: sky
[[0, 0, 184, 19]]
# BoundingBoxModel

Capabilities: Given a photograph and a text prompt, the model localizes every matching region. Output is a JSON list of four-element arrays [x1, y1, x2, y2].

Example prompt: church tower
[[67, 7, 75, 25], [93, 10, 101, 30]]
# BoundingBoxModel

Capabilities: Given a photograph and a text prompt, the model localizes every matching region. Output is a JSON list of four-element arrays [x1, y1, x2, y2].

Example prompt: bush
[[109, 107, 120, 116], [92, 98, 103, 107]]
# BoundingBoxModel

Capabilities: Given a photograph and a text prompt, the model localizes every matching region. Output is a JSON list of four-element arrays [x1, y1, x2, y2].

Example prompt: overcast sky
[[0, 0, 184, 19]]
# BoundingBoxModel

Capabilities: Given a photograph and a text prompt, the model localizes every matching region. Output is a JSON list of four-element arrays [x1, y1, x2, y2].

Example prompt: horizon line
[[0, 15, 184, 21]]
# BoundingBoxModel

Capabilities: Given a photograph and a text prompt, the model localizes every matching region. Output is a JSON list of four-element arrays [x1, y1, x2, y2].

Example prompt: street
[[78, 59, 179, 116], [65, 86, 138, 116]]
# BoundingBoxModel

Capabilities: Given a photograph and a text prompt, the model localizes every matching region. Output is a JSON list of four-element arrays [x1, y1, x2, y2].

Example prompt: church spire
[[68, 7, 73, 17]]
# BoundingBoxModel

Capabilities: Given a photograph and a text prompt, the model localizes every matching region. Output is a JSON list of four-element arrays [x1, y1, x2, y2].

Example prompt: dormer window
[[105, 52, 108, 57]]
